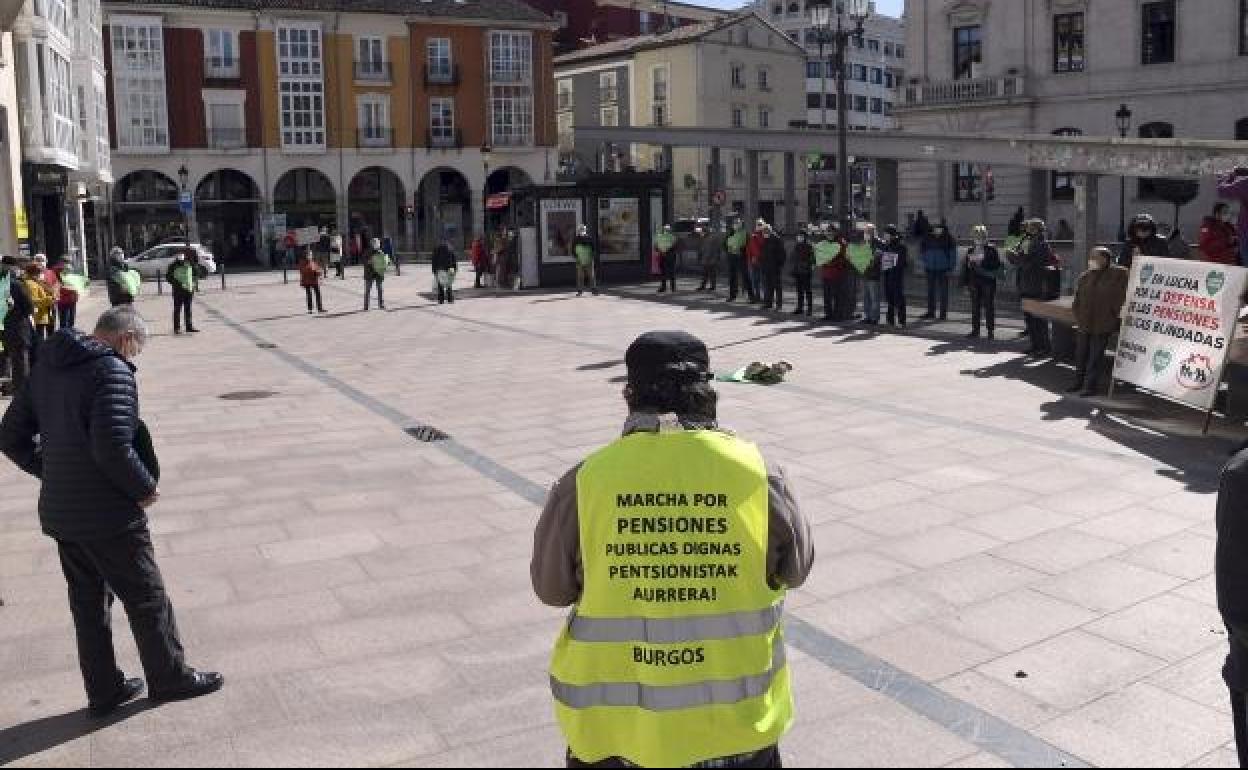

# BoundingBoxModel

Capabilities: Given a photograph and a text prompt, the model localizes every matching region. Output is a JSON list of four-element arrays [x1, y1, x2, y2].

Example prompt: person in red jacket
[[819, 225, 852, 321], [1201, 203, 1241, 266], [52, 258, 79, 330], [470, 236, 488, 288], [746, 219, 767, 304], [298, 248, 325, 314]]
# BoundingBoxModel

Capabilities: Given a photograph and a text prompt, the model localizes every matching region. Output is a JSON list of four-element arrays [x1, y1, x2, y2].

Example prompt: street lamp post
[[1116, 104, 1133, 244], [177, 164, 191, 249], [809, 0, 870, 236]]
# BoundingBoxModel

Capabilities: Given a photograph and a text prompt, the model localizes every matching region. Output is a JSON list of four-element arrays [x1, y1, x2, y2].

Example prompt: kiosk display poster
[[599, 198, 641, 263], [540, 199, 582, 264], [1113, 256, 1248, 412]]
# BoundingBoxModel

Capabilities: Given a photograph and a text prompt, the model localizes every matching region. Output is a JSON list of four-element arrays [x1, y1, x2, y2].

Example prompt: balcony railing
[[357, 127, 393, 148], [427, 128, 463, 149], [208, 127, 246, 149], [901, 75, 1027, 108], [490, 67, 530, 83], [205, 57, 240, 79], [424, 63, 460, 87], [354, 61, 393, 82], [491, 132, 531, 148], [557, 93, 574, 111], [599, 86, 618, 104]]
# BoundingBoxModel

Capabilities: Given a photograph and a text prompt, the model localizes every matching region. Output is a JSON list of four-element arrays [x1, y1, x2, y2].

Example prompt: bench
[[1020, 297, 1078, 358]]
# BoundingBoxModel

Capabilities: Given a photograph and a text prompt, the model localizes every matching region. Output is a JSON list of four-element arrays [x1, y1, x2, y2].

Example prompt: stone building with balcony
[[896, 0, 1248, 243], [102, 0, 557, 264], [11, 0, 111, 267], [555, 12, 808, 229]]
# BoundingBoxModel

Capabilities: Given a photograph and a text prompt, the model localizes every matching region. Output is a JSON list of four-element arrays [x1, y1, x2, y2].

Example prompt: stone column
[[662, 145, 675, 222], [783, 152, 797, 235], [746, 150, 760, 226], [709, 146, 721, 227], [874, 159, 899, 228], [1072, 173, 1100, 290]]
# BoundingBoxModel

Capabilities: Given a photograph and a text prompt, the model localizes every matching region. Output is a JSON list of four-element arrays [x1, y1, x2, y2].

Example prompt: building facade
[[102, 0, 557, 264], [897, 0, 1248, 243], [556, 13, 809, 229], [11, 0, 111, 268], [754, 0, 904, 222], [527, 0, 727, 56], [0, 18, 24, 259]]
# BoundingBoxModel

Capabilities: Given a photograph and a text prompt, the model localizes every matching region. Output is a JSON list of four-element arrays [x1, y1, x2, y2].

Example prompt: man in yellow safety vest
[[532, 330, 814, 768]]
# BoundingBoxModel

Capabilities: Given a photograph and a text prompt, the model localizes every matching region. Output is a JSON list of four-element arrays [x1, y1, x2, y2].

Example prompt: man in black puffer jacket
[[1218, 443, 1248, 768], [0, 307, 223, 715]]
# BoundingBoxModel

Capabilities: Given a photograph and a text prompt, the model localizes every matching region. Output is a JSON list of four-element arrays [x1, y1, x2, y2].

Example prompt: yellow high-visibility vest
[[551, 429, 792, 768]]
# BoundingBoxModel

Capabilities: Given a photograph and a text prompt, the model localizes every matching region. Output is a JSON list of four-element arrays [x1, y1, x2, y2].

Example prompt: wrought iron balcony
[[427, 128, 463, 149], [901, 75, 1027, 108], [354, 61, 393, 83], [357, 127, 393, 148], [424, 63, 460, 87], [205, 56, 240, 79]]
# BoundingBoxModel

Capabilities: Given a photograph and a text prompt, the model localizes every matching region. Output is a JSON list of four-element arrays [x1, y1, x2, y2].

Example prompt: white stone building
[[896, 0, 1248, 245]]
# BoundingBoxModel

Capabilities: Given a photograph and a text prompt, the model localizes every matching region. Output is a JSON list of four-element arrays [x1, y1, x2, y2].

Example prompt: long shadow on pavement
[[0, 702, 150, 765]]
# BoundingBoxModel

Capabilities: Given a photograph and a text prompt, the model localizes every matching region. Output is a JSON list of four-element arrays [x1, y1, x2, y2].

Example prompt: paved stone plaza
[[0, 269, 1243, 767]]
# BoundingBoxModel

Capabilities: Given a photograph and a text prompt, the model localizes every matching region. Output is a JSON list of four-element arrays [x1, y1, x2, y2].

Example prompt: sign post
[[1110, 256, 1248, 434]]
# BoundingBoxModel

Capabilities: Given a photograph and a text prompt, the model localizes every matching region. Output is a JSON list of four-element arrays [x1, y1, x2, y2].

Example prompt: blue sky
[[699, 0, 905, 18]]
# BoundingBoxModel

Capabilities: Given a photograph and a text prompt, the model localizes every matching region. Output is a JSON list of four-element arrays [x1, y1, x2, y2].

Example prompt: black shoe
[[187, 328, 200, 334], [591, 290, 599, 296], [1080, 387, 1099, 398], [657, 287, 666, 294], [576, 291, 583, 297], [939, 315, 948, 321], [150, 671, 224, 704], [1066, 382, 1085, 394], [793, 308, 804, 315], [89, 678, 145, 717], [967, 331, 981, 339], [173, 329, 182, 335], [919, 313, 935, 320], [987, 330, 995, 340]]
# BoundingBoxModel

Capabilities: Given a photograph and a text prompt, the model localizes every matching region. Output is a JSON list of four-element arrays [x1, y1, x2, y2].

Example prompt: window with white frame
[[759, 107, 770, 128], [652, 65, 668, 126], [278, 23, 325, 149], [430, 97, 455, 145], [427, 38, 452, 81], [761, 158, 772, 178], [599, 71, 618, 103], [34, 0, 70, 38], [110, 19, 168, 151], [206, 29, 239, 78], [600, 105, 618, 127], [757, 67, 770, 91], [731, 62, 745, 89], [357, 94, 389, 146], [357, 36, 387, 80], [733, 155, 744, 178], [557, 110, 573, 151], [204, 91, 245, 148], [94, 82, 110, 171], [732, 105, 744, 129], [490, 31, 532, 82], [489, 32, 533, 145], [557, 79, 573, 111], [77, 85, 88, 160]]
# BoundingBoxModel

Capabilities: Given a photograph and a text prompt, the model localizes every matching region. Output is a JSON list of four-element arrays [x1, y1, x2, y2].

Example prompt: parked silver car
[[130, 243, 218, 279]]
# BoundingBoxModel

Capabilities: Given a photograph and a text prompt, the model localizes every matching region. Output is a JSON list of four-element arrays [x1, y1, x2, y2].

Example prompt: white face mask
[[1089, 258, 1107, 270]]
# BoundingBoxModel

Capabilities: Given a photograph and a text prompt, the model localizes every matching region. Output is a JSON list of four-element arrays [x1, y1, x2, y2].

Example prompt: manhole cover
[[219, 390, 278, 401], [406, 425, 450, 443], [256, 342, 277, 349]]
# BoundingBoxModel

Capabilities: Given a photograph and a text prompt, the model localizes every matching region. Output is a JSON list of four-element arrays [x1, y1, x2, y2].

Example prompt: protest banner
[[1112, 256, 1248, 428]]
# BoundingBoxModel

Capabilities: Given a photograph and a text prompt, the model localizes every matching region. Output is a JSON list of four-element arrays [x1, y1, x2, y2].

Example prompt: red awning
[[486, 193, 512, 210]]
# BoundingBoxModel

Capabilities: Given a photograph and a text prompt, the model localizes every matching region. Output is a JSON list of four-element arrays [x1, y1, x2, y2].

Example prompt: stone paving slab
[[0, 271, 1244, 767]]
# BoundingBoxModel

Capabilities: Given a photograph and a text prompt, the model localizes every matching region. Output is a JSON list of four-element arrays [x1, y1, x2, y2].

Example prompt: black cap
[[625, 331, 712, 387]]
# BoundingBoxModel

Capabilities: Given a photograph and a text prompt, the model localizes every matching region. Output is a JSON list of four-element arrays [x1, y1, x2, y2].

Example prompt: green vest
[[655, 232, 676, 253], [551, 430, 793, 767], [575, 243, 594, 265], [726, 231, 747, 256], [171, 262, 195, 292], [370, 250, 390, 277], [121, 270, 141, 298]]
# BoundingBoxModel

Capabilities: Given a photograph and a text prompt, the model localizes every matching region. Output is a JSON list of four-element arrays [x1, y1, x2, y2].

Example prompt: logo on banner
[[1152, 349, 1173, 374], [1140, 263, 1155, 286], [1178, 353, 1215, 390], [1206, 271, 1226, 297]]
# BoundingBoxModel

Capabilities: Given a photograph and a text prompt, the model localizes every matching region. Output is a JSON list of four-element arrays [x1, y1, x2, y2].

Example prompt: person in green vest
[[572, 224, 598, 297], [107, 248, 141, 307], [532, 330, 815, 769], [654, 224, 678, 294], [165, 249, 199, 335], [364, 237, 390, 311], [725, 219, 751, 302]]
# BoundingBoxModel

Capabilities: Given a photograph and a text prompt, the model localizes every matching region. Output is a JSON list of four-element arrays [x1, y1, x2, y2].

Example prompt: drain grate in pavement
[[219, 390, 278, 401], [405, 424, 450, 443], [256, 342, 277, 349]]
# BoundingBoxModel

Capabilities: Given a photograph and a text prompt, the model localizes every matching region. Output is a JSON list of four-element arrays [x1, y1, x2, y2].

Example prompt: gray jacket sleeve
[[529, 457, 815, 605]]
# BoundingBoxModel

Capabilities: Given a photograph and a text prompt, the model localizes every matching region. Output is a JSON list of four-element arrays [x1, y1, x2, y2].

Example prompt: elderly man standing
[[0, 307, 223, 714]]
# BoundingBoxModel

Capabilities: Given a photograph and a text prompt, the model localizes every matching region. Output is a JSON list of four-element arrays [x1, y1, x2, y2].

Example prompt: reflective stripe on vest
[[567, 604, 783, 644], [552, 632, 785, 712], [551, 430, 793, 768]]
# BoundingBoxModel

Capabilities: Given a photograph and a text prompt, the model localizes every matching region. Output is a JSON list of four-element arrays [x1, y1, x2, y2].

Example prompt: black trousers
[[969, 282, 996, 334], [793, 273, 814, 313], [1232, 689, 1248, 768], [763, 266, 784, 309], [885, 276, 907, 326], [56, 527, 193, 704], [304, 285, 324, 312], [1022, 299, 1052, 353], [172, 289, 193, 332], [822, 279, 838, 319], [5, 330, 31, 394], [658, 253, 678, 292], [437, 284, 455, 304], [728, 254, 754, 300], [364, 276, 385, 309], [926, 271, 950, 318], [698, 264, 718, 290], [1074, 332, 1111, 390], [568, 745, 782, 769], [59, 304, 77, 330]]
